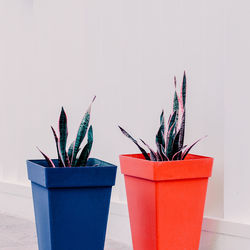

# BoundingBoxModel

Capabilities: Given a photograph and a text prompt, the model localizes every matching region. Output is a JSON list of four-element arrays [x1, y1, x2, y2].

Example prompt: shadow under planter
[[27, 158, 117, 250], [120, 153, 213, 250]]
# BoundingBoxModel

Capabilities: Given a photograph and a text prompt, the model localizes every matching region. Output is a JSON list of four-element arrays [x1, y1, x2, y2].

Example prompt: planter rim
[[27, 158, 117, 188], [119, 153, 213, 181]]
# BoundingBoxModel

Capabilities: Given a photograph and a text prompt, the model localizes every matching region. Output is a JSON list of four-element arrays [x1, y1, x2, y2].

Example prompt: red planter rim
[[120, 153, 213, 181]]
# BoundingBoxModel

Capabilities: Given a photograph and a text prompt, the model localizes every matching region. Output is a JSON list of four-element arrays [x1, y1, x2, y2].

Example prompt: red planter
[[120, 153, 213, 250]]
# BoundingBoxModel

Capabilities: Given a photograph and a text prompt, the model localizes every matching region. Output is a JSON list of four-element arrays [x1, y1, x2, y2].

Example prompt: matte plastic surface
[[27, 158, 117, 250], [120, 154, 213, 250]]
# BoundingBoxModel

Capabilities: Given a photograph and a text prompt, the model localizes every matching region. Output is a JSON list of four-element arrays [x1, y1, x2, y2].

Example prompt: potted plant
[[27, 97, 117, 250], [119, 73, 213, 250]]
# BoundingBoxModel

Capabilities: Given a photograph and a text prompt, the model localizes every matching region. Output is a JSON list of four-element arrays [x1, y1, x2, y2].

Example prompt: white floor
[[0, 213, 131, 250]]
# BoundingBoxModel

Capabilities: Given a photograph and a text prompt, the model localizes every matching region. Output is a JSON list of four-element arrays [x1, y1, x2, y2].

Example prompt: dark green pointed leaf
[[156, 110, 165, 151], [68, 141, 75, 164], [118, 126, 150, 160], [173, 78, 179, 131], [182, 72, 187, 108], [160, 144, 169, 161], [59, 107, 68, 164], [181, 136, 207, 160], [168, 111, 177, 133], [72, 97, 95, 166], [172, 147, 185, 161], [160, 110, 165, 128], [156, 148, 163, 161], [140, 139, 157, 161], [37, 147, 55, 168], [76, 126, 93, 166], [166, 120, 177, 159], [172, 129, 181, 156], [64, 152, 71, 167], [51, 126, 65, 167], [156, 142, 168, 161], [178, 111, 186, 149], [173, 91, 179, 113]]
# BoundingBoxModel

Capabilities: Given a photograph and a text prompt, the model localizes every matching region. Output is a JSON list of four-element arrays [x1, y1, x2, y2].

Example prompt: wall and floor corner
[[0, 0, 249, 249]]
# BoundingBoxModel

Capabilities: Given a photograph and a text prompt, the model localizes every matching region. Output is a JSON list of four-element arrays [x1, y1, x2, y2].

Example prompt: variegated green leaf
[[140, 139, 157, 161], [72, 96, 95, 166], [181, 72, 187, 108], [160, 144, 169, 161], [156, 148, 163, 161], [37, 147, 56, 168], [76, 125, 93, 166], [156, 110, 165, 151], [165, 111, 177, 150], [167, 111, 177, 133], [172, 145, 187, 161], [51, 126, 65, 167], [68, 141, 75, 164], [59, 107, 68, 164], [178, 111, 185, 150], [166, 120, 177, 159], [119, 126, 150, 160], [173, 89, 179, 114], [172, 129, 181, 158], [181, 136, 207, 160]]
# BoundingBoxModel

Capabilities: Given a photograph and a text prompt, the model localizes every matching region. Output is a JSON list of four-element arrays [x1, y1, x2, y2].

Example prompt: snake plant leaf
[[172, 150, 182, 161], [59, 107, 68, 164], [156, 147, 164, 161], [172, 128, 181, 156], [118, 126, 150, 160], [166, 119, 177, 159], [172, 145, 187, 161], [173, 78, 179, 114], [51, 126, 65, 167], [181, 136, 207, 160], [140, 139, 157, 161], [37, 147, 56, 168], [68, 140, 75, 164], [165, 111, 177, 150], [156, 130, 166, 159], [167, 114, 172, 126], [72, 96, 95, 166], [64, 152, 71, 167], [173, 78, 179, 132], [156, 110, 165, 150], [160, 110, 165, 129], [181, 72, 187, 108], [173, 91, 179, 113], [160, 144, 169, 161], [178, 95, 184, 120], [76, 125, 93, 166], [157, 143, 168, 161], [178, 111, 186, 149], [167, 111, 177, 133]]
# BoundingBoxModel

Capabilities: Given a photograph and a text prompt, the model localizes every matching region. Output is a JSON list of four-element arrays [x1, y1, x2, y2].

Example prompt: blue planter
[[27, 158, 117, 250]]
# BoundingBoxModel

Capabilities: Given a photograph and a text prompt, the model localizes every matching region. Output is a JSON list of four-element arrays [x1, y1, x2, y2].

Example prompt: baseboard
[[1, 181, 250, 249]]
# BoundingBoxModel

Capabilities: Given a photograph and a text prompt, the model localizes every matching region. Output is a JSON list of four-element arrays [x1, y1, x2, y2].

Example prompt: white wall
[[0, 0, 224, 218], [224, 0, 250, 223]]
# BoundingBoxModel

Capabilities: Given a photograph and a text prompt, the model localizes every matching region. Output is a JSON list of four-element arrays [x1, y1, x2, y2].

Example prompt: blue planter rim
[[27, 158, 117, 188]]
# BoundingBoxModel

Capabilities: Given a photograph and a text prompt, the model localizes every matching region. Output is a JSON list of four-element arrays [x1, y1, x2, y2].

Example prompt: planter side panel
[[31, 183, 52, 250], [157, 178, 209, 250], [32, 183, 112, 250], [49, 186, 112, 250], [124, 176, 157, 250]]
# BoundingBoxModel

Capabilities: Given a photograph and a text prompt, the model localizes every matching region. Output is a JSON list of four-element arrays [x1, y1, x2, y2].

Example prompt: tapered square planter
[[120, 153, 213, 250], [27, 158, 117, 250]]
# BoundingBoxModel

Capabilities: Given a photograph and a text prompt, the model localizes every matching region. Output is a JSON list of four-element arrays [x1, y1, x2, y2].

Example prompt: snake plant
[[37, 97, 95, 168], [119, 72, 205, 161]]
